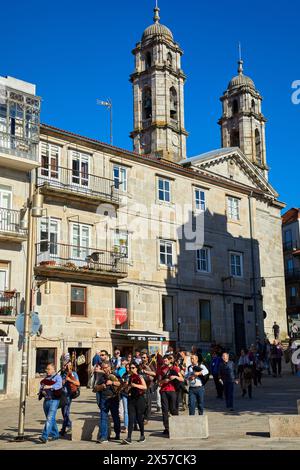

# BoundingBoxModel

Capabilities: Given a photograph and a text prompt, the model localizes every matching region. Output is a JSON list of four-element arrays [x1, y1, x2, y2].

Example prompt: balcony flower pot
[[3, 289, 17, 300], [40, 260, 56, 267], [64, 262, 77, 270], [0, 306, 14, 316]]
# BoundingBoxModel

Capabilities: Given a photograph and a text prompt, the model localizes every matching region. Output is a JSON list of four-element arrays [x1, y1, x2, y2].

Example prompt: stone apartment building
[[282, 208, 300, 333], [0, 5, 286, 398]]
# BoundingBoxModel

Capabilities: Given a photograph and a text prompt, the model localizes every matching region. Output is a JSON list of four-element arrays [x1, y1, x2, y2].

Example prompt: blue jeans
[[42, 399, 60, 440], [224, 382, 234, 409], [121, 395, 129, 428], [188, 387, 205, 415], [97, 393, 121, 440], [61, 396, 72, 431]]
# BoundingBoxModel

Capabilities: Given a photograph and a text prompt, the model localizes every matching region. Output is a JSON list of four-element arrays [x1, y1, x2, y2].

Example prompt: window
[[0, 185, 12, 232], [113, 165, 127, 191], [196, 248, 211, 273], [170, 87, 178, 120], [227, 196, 240, 221], [287, 258, 294, 273], [255, 129, 262, 165], [162, 295, 174, 332], [40, 143, 59, 179], [0, 263, 10, 291], [284, 230, 293, 251], [251, 100, 256, 113], [230, 130, 240, 147], [40, 218, 59, 256], [158, 178, 171, 203], [160, 240, 173, 267], [71, 224, 90, 260], [167, 52, 173, 68], [195, 188, 206, 211], [290, 287, 297, 305], [115, 290, 129, 329], [35, 348, 56, 374], [230, 252, 243, 278], [114, 230, 129, 258], [145, 52, 152, 69], [143, 87, 152, 120], [71, 286, 87, 316], [71, 151, 89, 187], [199, 300, 211, 342], [232, 100, 239, 115]]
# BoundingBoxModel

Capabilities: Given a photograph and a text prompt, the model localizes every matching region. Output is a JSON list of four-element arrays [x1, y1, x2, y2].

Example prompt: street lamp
[[16, 182, 44, 441]]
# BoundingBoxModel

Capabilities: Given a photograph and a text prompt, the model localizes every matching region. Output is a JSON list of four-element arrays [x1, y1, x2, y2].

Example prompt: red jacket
[[159, 365, 180, 393]]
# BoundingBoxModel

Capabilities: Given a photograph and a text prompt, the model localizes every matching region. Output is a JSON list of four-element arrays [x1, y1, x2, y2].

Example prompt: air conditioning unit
[[0, 337, 13, 344]]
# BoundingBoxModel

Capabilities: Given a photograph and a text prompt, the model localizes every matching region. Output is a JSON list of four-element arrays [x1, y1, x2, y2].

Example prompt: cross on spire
[[154, 0, 160, 23], [238, 42, 244, 75]]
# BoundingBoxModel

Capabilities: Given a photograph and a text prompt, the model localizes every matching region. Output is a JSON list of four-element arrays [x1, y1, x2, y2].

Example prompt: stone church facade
[[0, 5, 286, 398]]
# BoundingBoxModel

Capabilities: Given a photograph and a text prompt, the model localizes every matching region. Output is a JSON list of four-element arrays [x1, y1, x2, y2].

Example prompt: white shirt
[[186, 364, 209, 388]]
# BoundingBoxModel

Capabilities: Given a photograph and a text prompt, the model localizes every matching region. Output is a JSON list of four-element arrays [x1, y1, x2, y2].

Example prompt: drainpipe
[[248, 192, 259, 338]]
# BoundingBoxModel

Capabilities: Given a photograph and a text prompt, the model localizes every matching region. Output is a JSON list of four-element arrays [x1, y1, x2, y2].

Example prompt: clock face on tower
[[172, 134, 179, 147]]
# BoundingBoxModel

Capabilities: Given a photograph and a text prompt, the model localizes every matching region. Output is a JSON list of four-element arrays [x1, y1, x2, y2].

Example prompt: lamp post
[[16, 175, 44, 441]]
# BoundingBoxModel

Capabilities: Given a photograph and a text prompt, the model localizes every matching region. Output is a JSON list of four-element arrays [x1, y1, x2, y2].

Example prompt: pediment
[[182, 148, 278, 198]]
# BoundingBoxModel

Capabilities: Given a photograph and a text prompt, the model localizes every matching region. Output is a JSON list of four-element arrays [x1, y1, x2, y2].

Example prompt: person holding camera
[[38, 363, 62, 444]]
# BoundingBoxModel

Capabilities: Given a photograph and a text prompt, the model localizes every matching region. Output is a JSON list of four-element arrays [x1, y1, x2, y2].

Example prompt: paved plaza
[[0, 365, 299, 451]]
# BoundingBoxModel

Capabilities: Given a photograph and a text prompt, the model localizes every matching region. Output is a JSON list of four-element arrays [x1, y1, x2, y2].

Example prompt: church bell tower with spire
[[130, 3, 188, 162], [219, 57, 269, 179]]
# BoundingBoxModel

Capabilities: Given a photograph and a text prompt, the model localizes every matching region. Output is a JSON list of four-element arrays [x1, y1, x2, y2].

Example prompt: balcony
[[285, 269, 300, 282], [35, 242, 128, 283], [36, 166, 119, 206], [283, 241, 299, 252], [0, 290, 20, 324], [0, 208, 27, 243], [0, 132, 40, 170]]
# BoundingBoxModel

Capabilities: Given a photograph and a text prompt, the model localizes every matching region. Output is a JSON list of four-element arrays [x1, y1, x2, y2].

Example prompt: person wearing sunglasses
[[122, 363, 147, 444]]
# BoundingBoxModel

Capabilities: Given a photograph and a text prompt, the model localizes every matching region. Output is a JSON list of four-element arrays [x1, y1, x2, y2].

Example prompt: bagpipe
[[38, 370, 62, 400]]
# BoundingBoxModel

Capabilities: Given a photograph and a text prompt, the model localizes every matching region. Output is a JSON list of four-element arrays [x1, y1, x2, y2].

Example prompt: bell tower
[[130, 3, 188, 162], [219, 58, 269, 179]]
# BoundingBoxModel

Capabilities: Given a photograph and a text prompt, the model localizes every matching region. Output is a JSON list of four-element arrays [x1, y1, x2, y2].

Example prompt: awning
[[111, 329, 166, 342]]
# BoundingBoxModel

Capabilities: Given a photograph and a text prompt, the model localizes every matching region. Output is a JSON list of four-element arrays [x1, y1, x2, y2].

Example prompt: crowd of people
[[37, 335, 300, 445]]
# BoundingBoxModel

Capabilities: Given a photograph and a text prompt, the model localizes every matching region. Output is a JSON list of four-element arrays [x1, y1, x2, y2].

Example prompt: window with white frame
[[159, 240, 174, 267], [114, 230, 129, 258], [230, 252, 243, 278], [40, 142, 59, 179], [158, 177, 171, 203], [71, 151, 89, 187], [227, 196, 240, 221], [195, 188, 206, 211], [0, 185, 12, 231], [196, 248, 211, 273], [113, 165, 127, 191], [40, 218, 60, 256], [71, 223, 90, 259]]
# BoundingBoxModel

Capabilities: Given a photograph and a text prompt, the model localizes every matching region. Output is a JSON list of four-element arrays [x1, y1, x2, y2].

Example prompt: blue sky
[[2, 0, 300, 209]]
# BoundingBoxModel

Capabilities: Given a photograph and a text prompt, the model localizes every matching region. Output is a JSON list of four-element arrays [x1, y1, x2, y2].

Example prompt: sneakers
[[122, 438, 132, 445], [96, 438, 108, 444], [138, 435, 146, 443], [38, 437, 47, 444]]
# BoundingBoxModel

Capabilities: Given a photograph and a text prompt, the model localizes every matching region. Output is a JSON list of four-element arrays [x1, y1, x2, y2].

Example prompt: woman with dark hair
[[122, 363, 147, 444]]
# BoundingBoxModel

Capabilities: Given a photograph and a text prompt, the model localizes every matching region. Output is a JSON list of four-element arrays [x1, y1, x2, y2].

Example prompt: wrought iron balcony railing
[[0, 131, 39, 161], [35, 242, 128, 276], [0, 207, 27, 237], [0, 290, 19, 317], [37, 166, 119, 204]]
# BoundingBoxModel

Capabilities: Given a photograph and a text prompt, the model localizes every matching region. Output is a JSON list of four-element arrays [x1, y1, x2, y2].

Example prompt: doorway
[[68, 348, 91, 386], [234, 303, 246, 354]]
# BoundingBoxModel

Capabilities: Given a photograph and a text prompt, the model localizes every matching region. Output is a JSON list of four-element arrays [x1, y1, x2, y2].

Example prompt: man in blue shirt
[[38, 363, 62, 443], [219, 353, 238, 411], [211, 351, 223, 399]]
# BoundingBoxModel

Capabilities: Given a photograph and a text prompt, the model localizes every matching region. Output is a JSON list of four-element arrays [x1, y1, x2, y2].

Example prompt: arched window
[[170, 87, 178, 120], [251, 100, 256, 113], [230, 130, 240, 147], [145, 52, 152, 70], [255, 129, 262, 165], [143, 87, 152, 120], [167, 52, 173, 68], [232, 99, 239, 115]]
